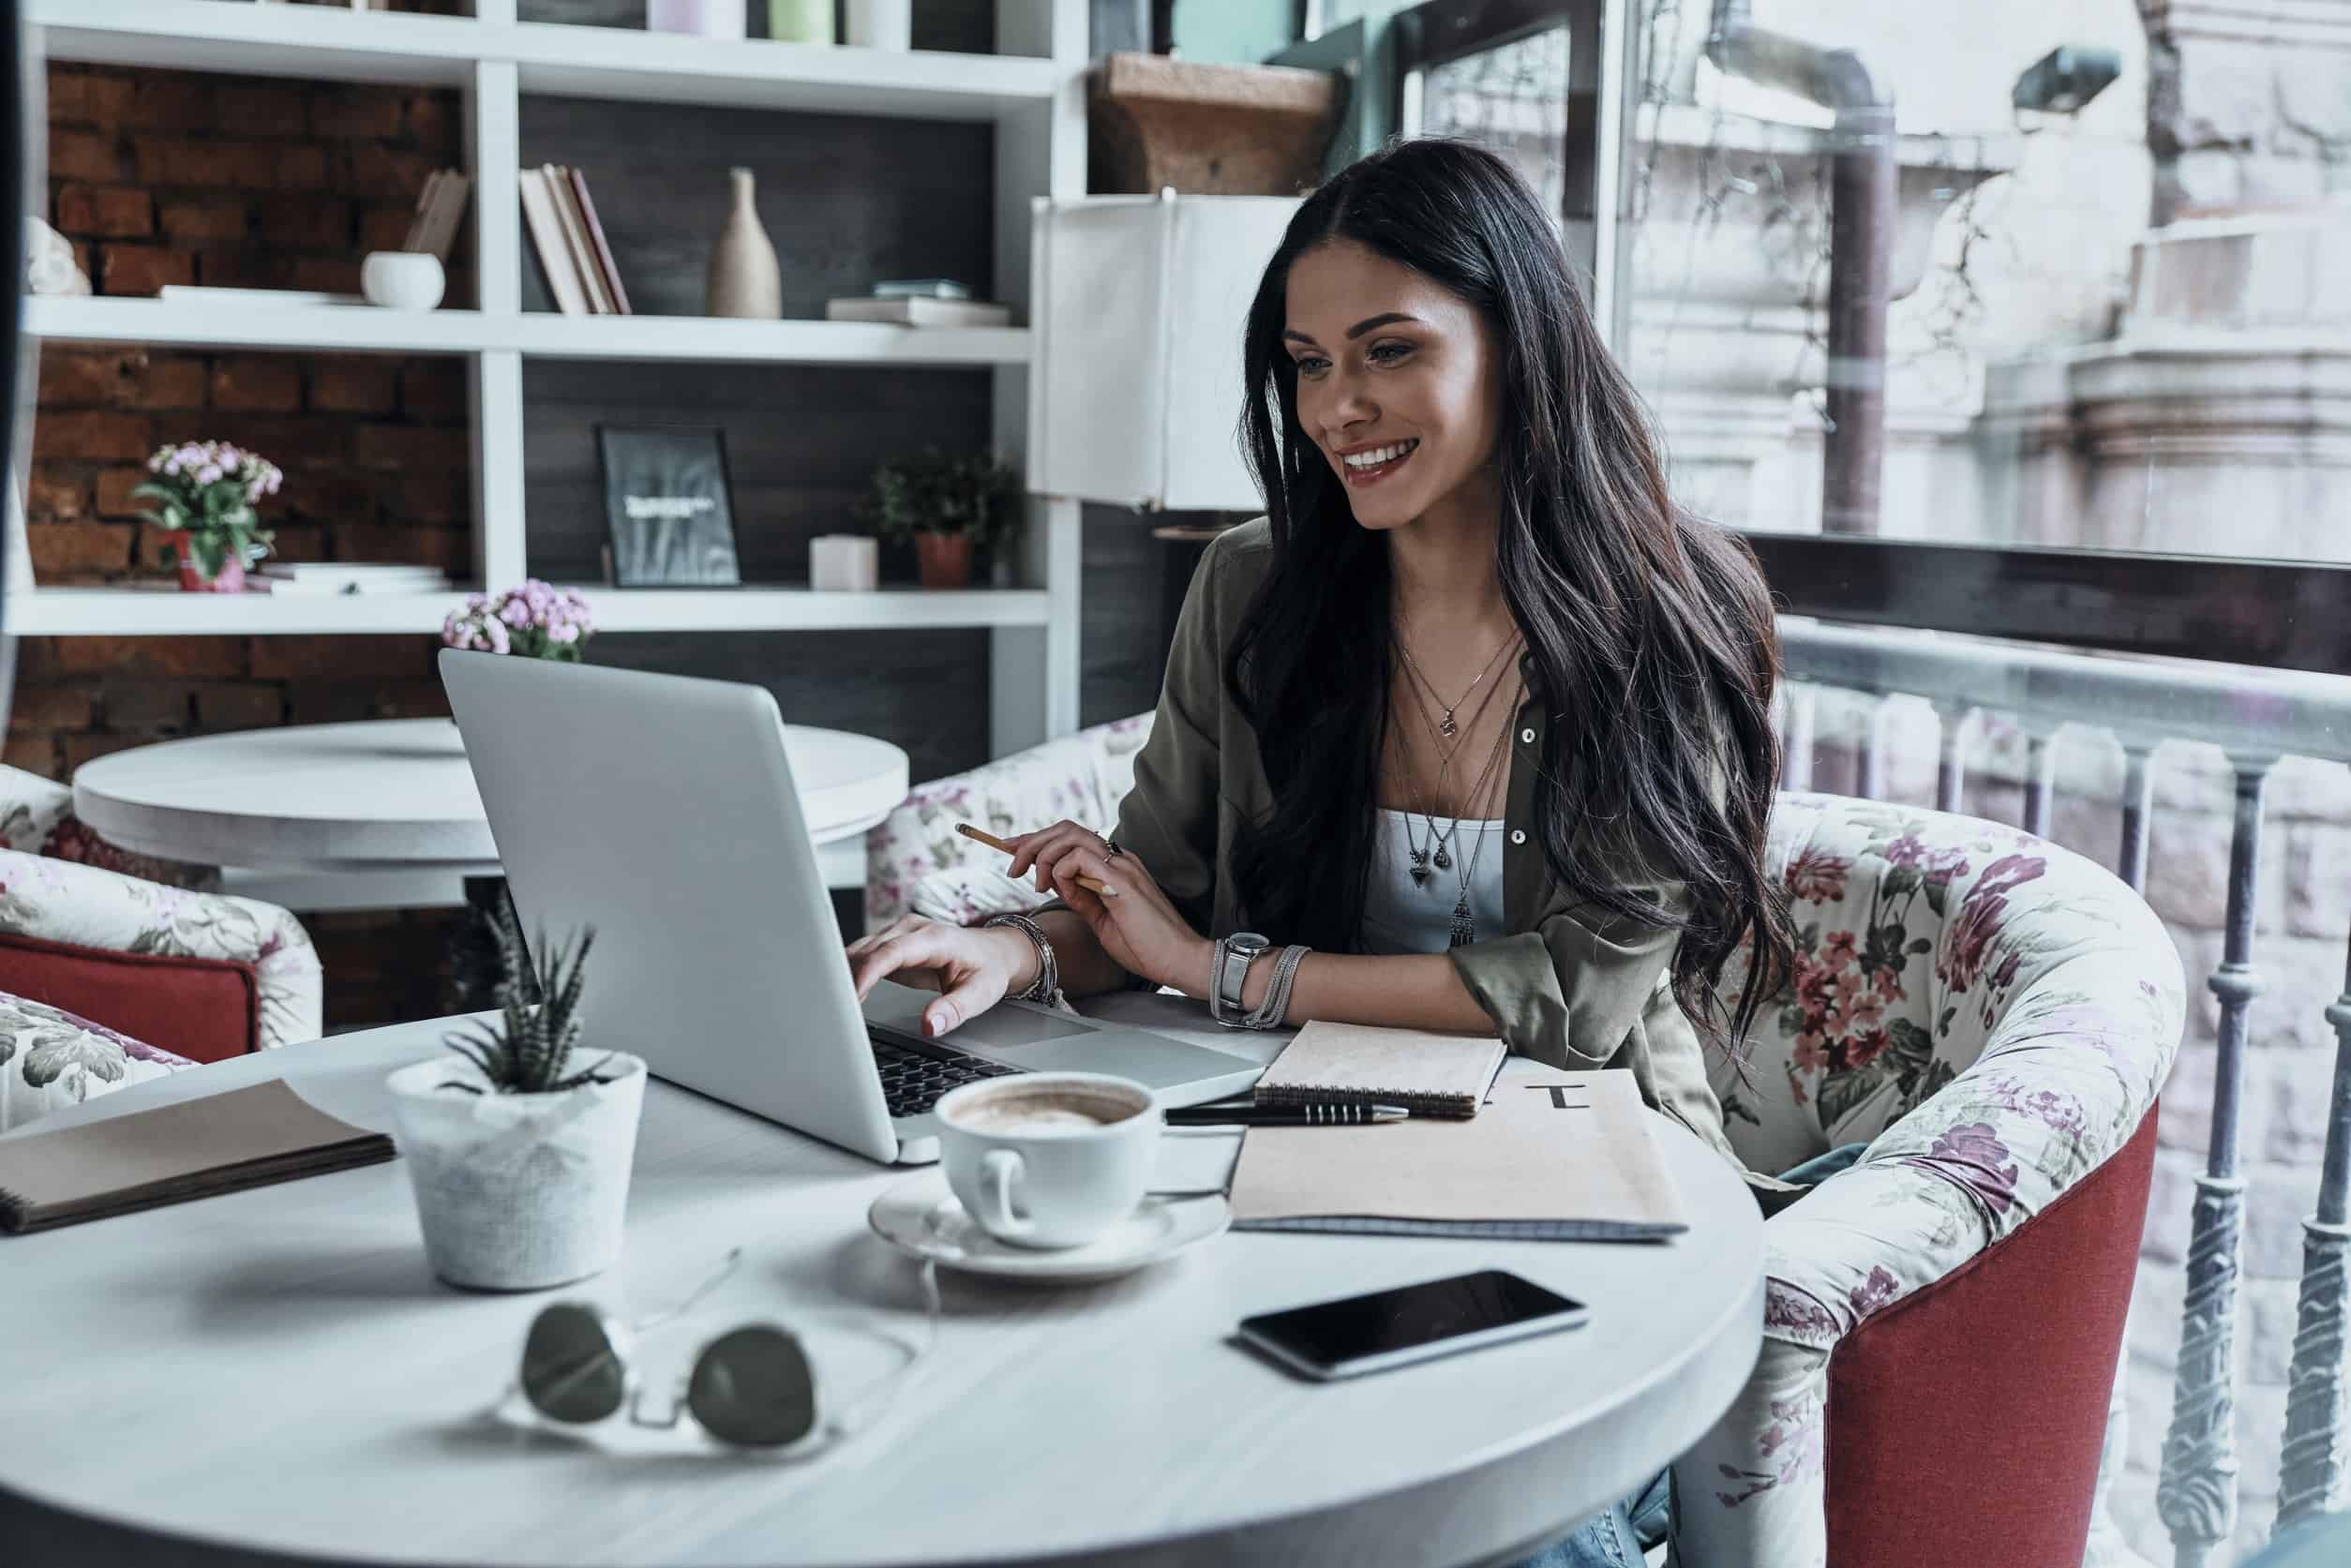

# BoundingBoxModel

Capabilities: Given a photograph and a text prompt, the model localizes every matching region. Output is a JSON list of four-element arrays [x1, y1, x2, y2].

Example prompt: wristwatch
[[1211, 931, 1272, 1026]]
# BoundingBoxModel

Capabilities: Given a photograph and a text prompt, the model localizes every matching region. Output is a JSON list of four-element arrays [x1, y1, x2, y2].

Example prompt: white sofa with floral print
[[863, 714, 1154, 933], [0, 765, 323, 1134]]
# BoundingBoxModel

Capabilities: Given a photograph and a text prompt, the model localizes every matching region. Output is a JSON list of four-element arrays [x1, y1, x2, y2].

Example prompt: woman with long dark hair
[[851, 139, 1796, 1562]]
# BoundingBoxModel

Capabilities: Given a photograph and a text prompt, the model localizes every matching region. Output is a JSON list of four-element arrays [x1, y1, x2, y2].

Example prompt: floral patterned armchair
[[1677, 793, 2181, 1568], [0, 765, 323, 1133], [863, 714, 1154, 933]]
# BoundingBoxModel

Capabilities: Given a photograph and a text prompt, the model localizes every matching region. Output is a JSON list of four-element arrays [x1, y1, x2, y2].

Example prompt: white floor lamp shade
[[1029, 192, 1301, 513]]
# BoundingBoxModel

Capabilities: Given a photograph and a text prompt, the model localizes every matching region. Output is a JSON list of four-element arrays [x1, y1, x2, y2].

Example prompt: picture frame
[[595, 425, 742, 588]]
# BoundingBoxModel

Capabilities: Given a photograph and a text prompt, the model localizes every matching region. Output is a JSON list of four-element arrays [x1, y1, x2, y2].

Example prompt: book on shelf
[[518, 168, 591, 316], [566, 168, 631, 315], [156, 286, 365, 308], [824, 295, 1013, 328], [400, 169, 471, 263], [542, 163, 615, 315], [256, 564, 452, 597]]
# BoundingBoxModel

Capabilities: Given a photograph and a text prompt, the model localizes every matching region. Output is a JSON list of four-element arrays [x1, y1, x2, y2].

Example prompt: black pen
[[1164, 1103, 1410, 1127]]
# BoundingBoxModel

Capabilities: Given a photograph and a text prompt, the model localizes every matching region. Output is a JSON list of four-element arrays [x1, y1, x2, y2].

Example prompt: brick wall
[[22, 63, 481, 1028]]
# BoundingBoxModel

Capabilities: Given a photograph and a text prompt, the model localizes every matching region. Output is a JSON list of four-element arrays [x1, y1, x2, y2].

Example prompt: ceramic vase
[[768, 0, 834, 44], [846, 0, 911, 50], [915, 531, 973, 589], [360, 251, 444, 310], [166, 532, 247, 593], [387, 1053, 649, 1292], [706, 168, 783, 320]]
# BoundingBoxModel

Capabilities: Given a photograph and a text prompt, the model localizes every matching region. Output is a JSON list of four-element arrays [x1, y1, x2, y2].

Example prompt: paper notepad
[[1251, 1019, 1506, 1118], [1229, 1068, 1688, 1241], [0, 1080, 395, 1234]]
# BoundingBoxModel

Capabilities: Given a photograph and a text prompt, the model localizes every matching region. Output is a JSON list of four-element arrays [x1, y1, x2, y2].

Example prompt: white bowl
[[361, 251, 445, 311]]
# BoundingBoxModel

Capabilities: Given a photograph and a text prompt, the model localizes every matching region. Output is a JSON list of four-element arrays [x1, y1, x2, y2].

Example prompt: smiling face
[[1281, 239, 1505, 534]]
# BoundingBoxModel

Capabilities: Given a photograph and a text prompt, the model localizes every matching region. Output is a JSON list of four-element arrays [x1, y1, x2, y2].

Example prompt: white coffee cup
[[935, 1072, 1158, 1249]]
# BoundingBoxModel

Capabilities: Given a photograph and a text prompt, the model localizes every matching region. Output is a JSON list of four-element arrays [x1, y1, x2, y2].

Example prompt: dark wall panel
[[522, 358, 994, 583], [591, 628, 992, 783], [517, 96, 996, 319]]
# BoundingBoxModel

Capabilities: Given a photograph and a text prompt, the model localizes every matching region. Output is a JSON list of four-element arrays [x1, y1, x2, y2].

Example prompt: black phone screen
[[1239, 1271, 1584, 1369]]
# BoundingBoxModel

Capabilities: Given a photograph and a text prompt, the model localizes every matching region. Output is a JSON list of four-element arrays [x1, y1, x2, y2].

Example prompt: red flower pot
[[166, 532, 247, 593], [915, 531, 973, 590]]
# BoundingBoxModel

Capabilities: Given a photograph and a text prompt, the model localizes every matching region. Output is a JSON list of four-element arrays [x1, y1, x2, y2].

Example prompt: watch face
[[1231, 932, 1271, 954]]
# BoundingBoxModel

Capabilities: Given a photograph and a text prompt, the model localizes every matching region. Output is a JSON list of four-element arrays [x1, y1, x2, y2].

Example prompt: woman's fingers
[[1007, 820, 1094, 883], [846, 913, 931, 959], [849, 925, 966, 1002], [923, 965, 1009, 1038]]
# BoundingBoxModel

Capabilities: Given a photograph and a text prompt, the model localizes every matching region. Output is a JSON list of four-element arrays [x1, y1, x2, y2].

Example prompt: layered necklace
[[1389, 620, 1522, 948]]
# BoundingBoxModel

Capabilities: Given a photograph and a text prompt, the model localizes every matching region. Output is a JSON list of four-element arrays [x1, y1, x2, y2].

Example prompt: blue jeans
[[1508, 1142, 1867, 1568]]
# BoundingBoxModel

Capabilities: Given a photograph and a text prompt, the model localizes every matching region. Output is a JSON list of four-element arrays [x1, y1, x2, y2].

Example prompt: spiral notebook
[[1230, 1068, 1687, 1241], [1251, 1020, 1507, 1118], [0, 1080, 395, 1235]]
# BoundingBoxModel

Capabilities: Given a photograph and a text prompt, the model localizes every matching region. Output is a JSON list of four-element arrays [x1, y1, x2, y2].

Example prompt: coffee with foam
[[950, 1088, 1142, 1135]]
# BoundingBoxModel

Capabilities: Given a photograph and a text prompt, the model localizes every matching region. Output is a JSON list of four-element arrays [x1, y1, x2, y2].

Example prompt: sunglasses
[[512, 1247, 936, 1455]]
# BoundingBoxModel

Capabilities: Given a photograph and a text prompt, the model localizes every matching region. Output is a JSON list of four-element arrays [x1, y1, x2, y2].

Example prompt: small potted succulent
[[133, 441, 281, 592], [855, 446, 1022, 589], [442, 579, 594, 661], [384, 907, 645, 1292]]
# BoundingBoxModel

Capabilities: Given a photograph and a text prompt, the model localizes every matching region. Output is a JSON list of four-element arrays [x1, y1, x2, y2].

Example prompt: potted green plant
[[384, 907, 646, 1292], [856, 447, 1022, 589], [132, 441, 280, 592]]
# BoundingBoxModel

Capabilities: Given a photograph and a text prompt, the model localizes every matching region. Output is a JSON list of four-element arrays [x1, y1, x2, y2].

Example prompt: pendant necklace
[[1400, 683, 1514, 903], [1396, 623, 1517, 740], [1393, 664, 1510, 885], [1394, 634, 1517, 879], [1445, 719, 1514, 947]]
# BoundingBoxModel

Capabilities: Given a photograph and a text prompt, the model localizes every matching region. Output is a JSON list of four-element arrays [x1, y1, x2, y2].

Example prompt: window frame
[[1389, 0, 2345, 677]]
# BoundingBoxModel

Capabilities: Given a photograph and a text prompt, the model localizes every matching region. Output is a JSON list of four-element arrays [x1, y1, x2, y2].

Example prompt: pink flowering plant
[[133, 441, 282, 579], [442, 579, 593, 662]]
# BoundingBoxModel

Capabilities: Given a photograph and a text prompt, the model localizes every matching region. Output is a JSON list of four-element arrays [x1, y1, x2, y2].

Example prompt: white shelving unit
[[16, 0, 1089, 753]]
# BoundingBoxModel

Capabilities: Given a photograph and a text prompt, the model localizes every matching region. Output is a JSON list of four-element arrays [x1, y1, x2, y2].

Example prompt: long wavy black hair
[[1227, 138, 1794, 1053]]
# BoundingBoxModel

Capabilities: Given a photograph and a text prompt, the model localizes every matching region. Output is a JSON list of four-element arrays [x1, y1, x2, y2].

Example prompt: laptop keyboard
[[868, 1028, 1022, 1119]]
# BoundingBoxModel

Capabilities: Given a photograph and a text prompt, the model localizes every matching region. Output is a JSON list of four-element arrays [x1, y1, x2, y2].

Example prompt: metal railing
[[1777, 620, 2351, 1563]]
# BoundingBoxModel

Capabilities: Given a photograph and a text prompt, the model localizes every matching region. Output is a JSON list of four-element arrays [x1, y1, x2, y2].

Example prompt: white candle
[[810, 535, 879, 591]]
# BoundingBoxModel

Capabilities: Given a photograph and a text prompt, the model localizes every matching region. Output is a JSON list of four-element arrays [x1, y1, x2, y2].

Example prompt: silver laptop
[[439, 650, 1263, 1165]]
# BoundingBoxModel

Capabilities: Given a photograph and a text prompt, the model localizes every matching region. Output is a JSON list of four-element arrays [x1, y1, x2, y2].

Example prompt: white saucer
[[866, 1170, 1229, 1284]]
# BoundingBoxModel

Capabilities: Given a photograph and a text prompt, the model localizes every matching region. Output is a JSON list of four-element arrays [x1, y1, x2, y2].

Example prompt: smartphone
[[1235, 1270, 1589, 1381]]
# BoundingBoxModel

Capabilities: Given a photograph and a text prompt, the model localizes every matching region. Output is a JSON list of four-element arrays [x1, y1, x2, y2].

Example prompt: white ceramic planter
[[360, 250, 445, 311], [387, 1052, 647, 1292]]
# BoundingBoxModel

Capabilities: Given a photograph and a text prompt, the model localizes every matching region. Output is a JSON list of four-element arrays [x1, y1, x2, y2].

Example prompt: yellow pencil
[[954, 822, 1115, 896]]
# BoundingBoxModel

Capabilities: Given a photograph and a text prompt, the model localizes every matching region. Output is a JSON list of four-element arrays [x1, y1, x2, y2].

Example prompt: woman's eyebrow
[[1282, 312, 1424, 347]]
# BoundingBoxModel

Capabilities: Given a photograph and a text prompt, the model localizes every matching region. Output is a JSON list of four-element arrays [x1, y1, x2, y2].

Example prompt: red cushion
[[1823, 1107, 2160, 1566], [0, 932, 260, 1064]]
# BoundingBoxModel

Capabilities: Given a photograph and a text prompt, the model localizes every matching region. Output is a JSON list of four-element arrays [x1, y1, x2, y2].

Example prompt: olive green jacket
[[1104, 517, 1760, 1186]]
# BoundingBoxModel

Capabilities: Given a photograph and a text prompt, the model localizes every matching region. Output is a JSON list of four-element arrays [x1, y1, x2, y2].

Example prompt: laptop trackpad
[[938, 1007, 1101, 1048], [964, 1027, 1257, 1087]]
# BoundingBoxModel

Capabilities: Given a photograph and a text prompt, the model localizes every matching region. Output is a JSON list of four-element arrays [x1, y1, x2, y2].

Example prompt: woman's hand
[[845, 915, 1036, 1038], [1006, 822, 1213, 997]]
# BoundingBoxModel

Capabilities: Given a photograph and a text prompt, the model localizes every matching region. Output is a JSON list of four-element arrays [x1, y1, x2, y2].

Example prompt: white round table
[[0, 1005, 1764, 1568], [70, 718, 908, 905]]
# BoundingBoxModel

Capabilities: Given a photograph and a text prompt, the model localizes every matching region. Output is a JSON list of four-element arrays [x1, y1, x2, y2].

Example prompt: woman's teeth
[[1341, 439, 1419, 483]]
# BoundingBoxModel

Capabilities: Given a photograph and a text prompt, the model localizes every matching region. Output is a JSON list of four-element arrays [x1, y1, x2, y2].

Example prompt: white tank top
[[1360, 808, 1508, 954]]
